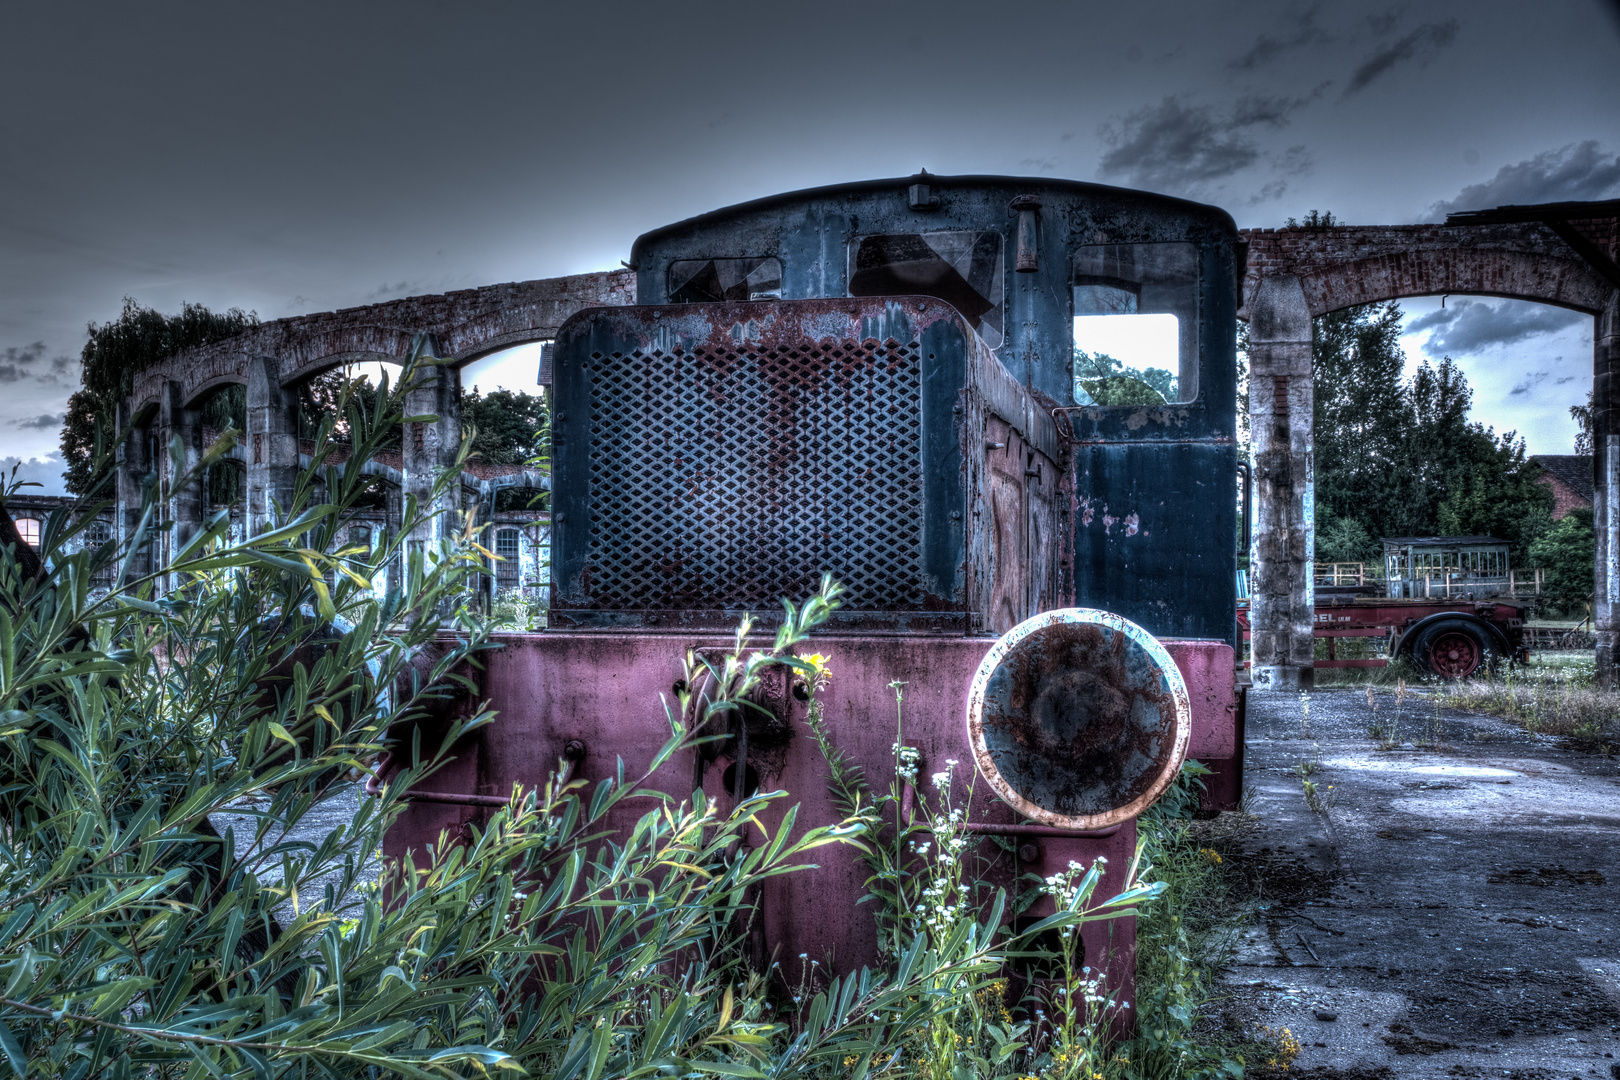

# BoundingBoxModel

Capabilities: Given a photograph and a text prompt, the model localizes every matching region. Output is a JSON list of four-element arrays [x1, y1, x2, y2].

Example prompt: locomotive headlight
[[966, 608, 1192, 831]]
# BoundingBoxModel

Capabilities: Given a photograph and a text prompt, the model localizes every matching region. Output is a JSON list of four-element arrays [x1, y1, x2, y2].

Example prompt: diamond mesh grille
[[584, 337, 927, 612]]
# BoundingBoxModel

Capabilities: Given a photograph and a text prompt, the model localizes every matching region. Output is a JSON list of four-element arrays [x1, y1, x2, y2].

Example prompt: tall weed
[[0, 345, 1163, 1077]]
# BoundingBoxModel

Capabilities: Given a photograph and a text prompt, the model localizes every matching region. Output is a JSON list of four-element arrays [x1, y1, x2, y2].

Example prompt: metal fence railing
[[1311, 564, 1544, 598]]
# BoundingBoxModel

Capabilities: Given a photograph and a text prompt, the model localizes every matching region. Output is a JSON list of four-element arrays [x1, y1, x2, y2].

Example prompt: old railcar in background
[[387, 174, 1245, 1014], [1238, 535, 1533, 679]]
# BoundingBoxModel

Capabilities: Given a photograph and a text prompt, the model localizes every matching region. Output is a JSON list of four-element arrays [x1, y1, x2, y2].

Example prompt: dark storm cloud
[[0, 343, 74, 387], [1097, 94, 1317, 197], [1430, 141, 1620, 216], [1344, 19, 1460, 95], [1229, 7, 1331, 70], [12, 414, 62, 431], [1408, 299, 1586, 356]]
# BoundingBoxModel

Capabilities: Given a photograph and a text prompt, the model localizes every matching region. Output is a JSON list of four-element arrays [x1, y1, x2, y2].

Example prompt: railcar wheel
[[1411, 618, 1494, 680]]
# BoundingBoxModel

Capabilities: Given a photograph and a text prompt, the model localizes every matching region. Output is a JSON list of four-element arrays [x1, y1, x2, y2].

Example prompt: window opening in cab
[[668, 257, 782, 303], [847, 231, 1004, 349], [1072, 242, 1198, 405]]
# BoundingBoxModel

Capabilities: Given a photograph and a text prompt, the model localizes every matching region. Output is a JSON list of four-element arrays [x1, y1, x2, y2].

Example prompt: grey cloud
[[12, 414, 62, 430], [1344, 20, 1460, 95], [0, 342, 73, 386], [1408, 299, 1586, 356], [1510, 371, 1548, 396], [1430, 141, 1620, 217], [1230, 8, 1331, 70], [1366, 8, 1405, 36], [1097, 94, 1314, 197], [0, 456, 68, 495], [364, 280, 417, 301], [1019, 156, 1060, 172]]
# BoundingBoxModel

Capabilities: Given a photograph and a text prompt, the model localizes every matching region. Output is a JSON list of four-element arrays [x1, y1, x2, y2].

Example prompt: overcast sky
[[4, 1, 1619, 492]]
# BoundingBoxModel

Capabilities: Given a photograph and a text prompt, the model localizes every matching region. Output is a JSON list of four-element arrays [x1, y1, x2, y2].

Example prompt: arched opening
[[1305, 294, 1595, 673], [460, 342, 552, 630], [459, 340, 552, 483], [193, 382, 247, 511]]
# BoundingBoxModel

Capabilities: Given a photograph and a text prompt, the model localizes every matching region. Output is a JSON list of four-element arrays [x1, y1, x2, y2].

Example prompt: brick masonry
[[1237, 221, 1615, 319], [132, 269, 635, 409]]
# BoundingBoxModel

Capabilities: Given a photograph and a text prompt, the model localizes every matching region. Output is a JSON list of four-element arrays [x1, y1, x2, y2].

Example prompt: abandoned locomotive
[[390, 174, 1245, 1010]]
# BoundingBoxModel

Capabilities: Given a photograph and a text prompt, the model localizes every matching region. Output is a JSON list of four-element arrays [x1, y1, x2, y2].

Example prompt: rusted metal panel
[[551, 297, 1066, 633], [1071, 441, 1240, 644], [386, 631, 1231, 1003], [1179, 640, 1238, 760]]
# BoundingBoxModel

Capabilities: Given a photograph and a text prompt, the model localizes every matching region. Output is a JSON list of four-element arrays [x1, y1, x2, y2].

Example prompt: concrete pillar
[[401, 354, 463, 552], [1247, 275, 1315, 691], [159, 381, 205, 572], [384, 483, 404, 594], [114, 400, 154, 584], [245, 355, 299, 536], [1595, 291, 1620, 688]]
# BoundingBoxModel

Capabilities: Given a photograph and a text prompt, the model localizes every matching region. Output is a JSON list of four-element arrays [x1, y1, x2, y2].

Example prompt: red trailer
[[1237, 591, 1530, 679]]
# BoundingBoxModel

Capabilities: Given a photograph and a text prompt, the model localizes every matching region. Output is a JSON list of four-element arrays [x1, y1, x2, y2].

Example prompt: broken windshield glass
[[848, 230, 1004, 348]]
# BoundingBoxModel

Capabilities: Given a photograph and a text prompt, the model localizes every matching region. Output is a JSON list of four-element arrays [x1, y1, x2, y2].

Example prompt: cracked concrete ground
[[210, 783, 372, 923], [1222, 684, 1620, 1078]]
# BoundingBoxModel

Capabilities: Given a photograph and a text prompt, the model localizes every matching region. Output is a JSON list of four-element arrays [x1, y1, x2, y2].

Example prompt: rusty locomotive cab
[[389, 174, 1245, 1009]]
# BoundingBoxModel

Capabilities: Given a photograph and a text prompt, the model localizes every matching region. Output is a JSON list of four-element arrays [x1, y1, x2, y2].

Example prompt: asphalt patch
[[1486, 865, 1607, 887]]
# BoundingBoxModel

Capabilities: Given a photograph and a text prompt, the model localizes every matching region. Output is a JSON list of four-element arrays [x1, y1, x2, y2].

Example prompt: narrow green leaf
[[0, 1019, 26, 1075]]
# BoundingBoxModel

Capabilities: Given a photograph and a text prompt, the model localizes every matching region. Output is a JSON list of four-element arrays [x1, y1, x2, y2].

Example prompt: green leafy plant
[[4, 363, 1172, 1080], [804, 667, 1170, 1080], [1118, 763, 1252, 1080]]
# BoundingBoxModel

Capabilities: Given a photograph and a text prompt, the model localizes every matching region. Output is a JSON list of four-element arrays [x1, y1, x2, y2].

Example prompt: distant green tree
[[1311, 300, 1553, 567], [1073, 349, 1176, 405], [61, 299, 257, 495], [298, 371, 396, 449], [461, 386, 549, 465], [1314, 506, 1375, 564], [1529, 506, 1595, 614], [462, 386, 550, 512], [198, 383, 246, 505], [1571, 391, 1594, 455]]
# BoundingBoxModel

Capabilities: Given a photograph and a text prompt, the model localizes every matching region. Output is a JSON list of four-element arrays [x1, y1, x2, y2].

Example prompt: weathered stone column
[[245, 355, 299, 536], [114, 400, 154, 583], [384, 483, 404, 595], [401, 351, 463, 552], [160, 380, 205, 570], [1595, 290, 1620, 688], [1248, 274, 1315, 691]]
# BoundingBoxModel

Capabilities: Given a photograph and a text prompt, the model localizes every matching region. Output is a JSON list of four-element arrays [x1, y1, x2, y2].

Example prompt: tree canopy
[[1073, 349, 1176, 406], [61, 299, 257, 495], [1310, 301, 1553, 566], [460, 385, 549, 465]]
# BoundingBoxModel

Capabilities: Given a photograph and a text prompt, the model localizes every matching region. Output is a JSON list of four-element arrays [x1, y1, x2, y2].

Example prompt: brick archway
[[1236, 206, 1620, 690], [117, 269, 634, 580], [1239, 221, 1614, 320]]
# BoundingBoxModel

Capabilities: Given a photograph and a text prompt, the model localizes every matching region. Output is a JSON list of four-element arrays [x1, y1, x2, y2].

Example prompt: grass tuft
[[1438, 651, 1617, 752]]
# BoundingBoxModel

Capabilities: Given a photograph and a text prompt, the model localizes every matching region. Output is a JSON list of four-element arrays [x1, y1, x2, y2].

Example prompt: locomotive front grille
[[578, 336, 926, 614]]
